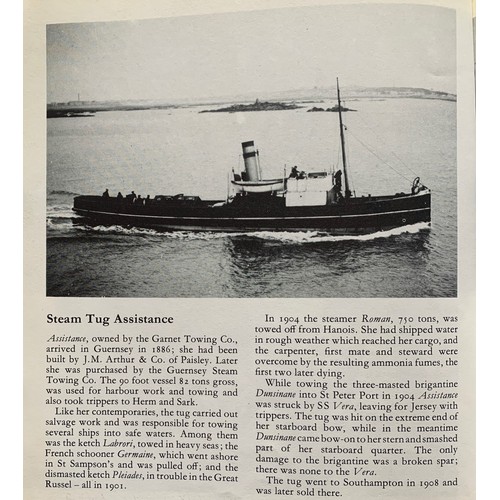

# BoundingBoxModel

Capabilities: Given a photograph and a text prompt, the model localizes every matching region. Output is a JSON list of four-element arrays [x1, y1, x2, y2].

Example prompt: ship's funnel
[[241, 141, 261, 181]]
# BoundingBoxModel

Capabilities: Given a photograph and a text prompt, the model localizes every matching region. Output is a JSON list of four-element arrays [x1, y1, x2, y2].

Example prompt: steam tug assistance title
[[46, 314, 174, 327]]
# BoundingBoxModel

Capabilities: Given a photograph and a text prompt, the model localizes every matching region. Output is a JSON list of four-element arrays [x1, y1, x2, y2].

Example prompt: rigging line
[[344, 127, 356, 196], [333, 131, 341, 172], [356, 113, 420, 178], [347, 130, 414, 183]]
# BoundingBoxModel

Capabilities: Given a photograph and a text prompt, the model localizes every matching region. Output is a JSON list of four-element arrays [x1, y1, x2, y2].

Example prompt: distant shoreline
[[47, 87, 456, 117]]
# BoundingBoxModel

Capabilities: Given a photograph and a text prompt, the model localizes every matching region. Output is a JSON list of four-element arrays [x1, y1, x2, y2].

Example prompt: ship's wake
[[249, 222, 430, 243]]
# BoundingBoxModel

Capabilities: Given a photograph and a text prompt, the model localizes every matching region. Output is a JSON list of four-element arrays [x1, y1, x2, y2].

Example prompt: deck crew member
[[102, 188, 109, 198], [334, 170, 342, 188], [333, 170, 342, 202]]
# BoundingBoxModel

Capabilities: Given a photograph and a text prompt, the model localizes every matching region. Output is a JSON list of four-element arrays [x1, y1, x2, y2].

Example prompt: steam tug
[[73, 81, 431, 234]]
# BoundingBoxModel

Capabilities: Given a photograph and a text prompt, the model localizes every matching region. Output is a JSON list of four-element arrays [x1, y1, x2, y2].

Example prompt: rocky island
[[308, 105, 356, 113], [200, 99, 302, 113]]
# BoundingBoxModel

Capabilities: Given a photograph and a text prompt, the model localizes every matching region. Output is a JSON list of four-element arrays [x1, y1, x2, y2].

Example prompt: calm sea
[[46, 98, 456, 297]]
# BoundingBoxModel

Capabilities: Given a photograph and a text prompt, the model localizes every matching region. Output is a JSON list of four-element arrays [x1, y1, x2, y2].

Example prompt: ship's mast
[[336, 78, 351, 198]]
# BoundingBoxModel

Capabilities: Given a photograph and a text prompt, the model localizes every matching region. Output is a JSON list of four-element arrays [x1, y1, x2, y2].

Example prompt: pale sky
[[47, 3, 456, 102]]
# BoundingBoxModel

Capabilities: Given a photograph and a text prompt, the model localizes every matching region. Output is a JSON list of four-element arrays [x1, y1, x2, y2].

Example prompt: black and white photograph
[[46, 3, 457, 298]]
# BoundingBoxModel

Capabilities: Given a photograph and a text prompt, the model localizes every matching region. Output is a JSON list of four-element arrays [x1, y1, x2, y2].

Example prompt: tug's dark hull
[[73, 191, 431, 234]]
